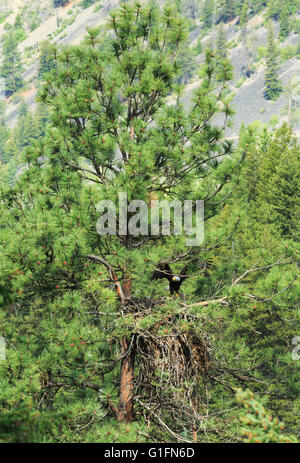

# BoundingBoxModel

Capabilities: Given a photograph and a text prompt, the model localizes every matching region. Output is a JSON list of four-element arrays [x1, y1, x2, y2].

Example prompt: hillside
[[0, 0, 300, 138]]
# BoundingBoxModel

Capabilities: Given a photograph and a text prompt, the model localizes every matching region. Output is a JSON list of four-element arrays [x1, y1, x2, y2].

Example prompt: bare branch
[[85, 254, 125, 303], [135, 398, 194, 443]]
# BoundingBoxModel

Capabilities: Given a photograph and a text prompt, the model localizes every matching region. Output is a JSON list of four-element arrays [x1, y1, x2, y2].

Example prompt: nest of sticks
[[126, 298, 213, 427]]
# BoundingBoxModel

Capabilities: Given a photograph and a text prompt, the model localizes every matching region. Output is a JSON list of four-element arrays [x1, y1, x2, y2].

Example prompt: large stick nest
[[126, 299, 213, 423]]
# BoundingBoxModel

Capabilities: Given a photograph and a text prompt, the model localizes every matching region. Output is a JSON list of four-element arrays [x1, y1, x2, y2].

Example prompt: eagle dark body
[[149, 259, 212, 295]]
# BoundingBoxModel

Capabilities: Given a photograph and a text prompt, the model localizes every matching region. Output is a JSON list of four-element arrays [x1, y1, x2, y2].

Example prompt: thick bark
[[86, 257, 135, 422], [122, 273, 132, 300], [114, 272, 135, 422], [116, 269, 134, 422], [116, 335, 135, 423]]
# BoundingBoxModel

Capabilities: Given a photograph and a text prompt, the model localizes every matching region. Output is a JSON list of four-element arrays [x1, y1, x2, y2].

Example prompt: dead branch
[[135, 398, 194, 443], [85, 254, 125, 303]]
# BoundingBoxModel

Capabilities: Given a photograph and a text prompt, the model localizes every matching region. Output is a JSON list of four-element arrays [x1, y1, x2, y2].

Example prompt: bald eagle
[[149, 259, 212, 295]]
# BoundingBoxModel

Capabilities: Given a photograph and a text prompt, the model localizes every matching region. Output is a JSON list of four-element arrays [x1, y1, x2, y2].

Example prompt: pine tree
[[0, 120, 9, 164], [279, 4, 290, 41], [0, 101, 9, 164], [237, 122, 269, 203], [38, 41, 56, 79], [237, 389, 298, 443], [81, 0, 97, 8], [12, 13, 26, 43], [0, 33, 24, 97], [215, 23, 232, 81], [34, 103, 50, 139], [53, 0, 69, 6], [264, 21, 282, 100], [239, 0, 248, 26], [0, 1, 239, 440], [266, 0, 282, 20], [16, 111, 38, 150], [211, 123, 300, 437], [217, 0, 236, 23], [297, 33, 300, 58], [202, 0, 214, 29], [234, 0, 244, 17], [183, 0, 199, 19], [255, 124, 300, 239], [216, 23, 228, 58], [1, 1, 298, 444]]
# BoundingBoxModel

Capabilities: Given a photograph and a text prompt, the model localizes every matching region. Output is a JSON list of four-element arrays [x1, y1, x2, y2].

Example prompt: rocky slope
[[1, 0, 300, 137]]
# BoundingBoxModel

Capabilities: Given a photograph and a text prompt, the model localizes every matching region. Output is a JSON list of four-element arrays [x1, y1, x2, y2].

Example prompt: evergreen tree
[[53, 0, 70, 7], [215, 23, 227, 58], [0, 121, 9, 164], [237, 389, 298, 443], [202, 0, 214, 29], [247, 0, 268, 16], [0, 0, 299, 444], [0, 33, 24, 97], [264, 21, 282, 100], [34, 103, 50, 139], [2, 137, 18, 175], [0, 100, 9, 164], [217, 0, 236, 23], [210, 123, 300, 437], [12, 13, 26, 43], [240, 0, 249, 26], [15, 106, 39, 151], [81, 0, 97, 8], [38, 41, 56, 79], [0, 1, 241, 441], [255, 124, 300, 239], [297, 33, 300, 58], [279, 4, 290, 41], [266, 0, 281, 20], [234, 0, 244, 17], [183, 0, 199, 19], [237, 122, 269, 202], [215, 23, 232, 81]]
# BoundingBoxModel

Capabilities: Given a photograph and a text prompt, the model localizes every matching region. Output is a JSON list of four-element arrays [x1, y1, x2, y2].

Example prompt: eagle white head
[[172, 276, 181, 282]]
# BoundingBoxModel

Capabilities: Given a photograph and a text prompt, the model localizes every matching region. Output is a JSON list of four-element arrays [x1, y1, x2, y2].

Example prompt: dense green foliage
[[38, 41, 57, 78], [237, 389, 298, 443], [0, 33, 24, 97], [264, 21, 282, 100], [240, 0, 249, 26], [215, 0, 300, 29], [215, 23, 231, 80], [0, 101, 48, 171], [279, 4, 291, 41], [202, 0, 214, 29], [81, 0, 98, 8], [0, 0, 299, 444]]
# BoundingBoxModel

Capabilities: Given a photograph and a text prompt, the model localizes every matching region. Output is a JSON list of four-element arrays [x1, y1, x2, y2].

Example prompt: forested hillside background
[[0, 0, 299, 443]]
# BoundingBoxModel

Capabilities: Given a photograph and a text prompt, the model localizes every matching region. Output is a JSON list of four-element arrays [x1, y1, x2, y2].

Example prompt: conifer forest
[[0, 0, 299, 444]]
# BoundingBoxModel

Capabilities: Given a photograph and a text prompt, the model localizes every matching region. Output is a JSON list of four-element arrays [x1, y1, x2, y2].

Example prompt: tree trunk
[[287, 92, 291, 128], [117, 266, 134, 421], [192, 424, 198, 442], [110, 266, 135, 423], [122, 274, 132, 300], [116, 335, 135, 423]]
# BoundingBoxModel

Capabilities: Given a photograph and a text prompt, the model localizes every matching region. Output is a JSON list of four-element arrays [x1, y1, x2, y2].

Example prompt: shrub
[[280, 45, 296, 61]]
